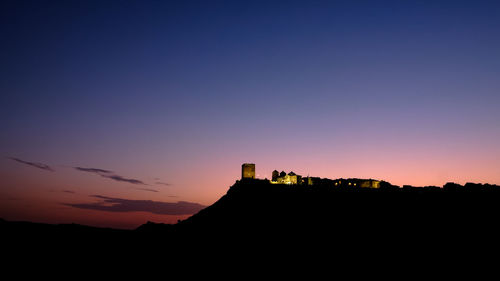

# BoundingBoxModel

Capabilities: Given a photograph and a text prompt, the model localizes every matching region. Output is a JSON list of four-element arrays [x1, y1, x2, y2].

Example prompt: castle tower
[[272, 170, 279, 182], [241, 163, 255, 179]]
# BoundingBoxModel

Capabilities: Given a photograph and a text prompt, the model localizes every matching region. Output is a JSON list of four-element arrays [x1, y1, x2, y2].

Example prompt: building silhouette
[[272, 170, 279, 182], [241, 163, 255, 179], [245, 163, 383, 188], [273, 171, 302, 185]]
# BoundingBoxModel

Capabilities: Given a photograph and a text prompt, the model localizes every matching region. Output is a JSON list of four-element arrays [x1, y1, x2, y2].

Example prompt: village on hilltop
[[241, 163, 382, 188]]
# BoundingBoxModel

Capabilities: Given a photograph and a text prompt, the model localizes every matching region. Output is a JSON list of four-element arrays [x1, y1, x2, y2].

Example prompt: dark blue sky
[[1, 0, 500, 227]]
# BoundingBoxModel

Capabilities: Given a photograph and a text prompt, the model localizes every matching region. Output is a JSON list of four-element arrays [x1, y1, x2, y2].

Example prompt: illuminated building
[[332, 179, 381, 188], [241, 163, 256, 179], [360, 179, 381, 188], [243, 164, 384, 189], [272, 170, 279, 182], [270, 170, 307, 185]]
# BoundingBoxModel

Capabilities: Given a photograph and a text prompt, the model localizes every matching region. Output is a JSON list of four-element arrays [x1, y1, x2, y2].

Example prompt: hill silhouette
[[131, 179, 500, 267], [138, 180, 500, 242], [4, 179, 500, 265]]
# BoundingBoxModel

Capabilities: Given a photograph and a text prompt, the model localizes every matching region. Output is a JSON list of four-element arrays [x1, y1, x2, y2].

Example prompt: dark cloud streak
[[135, 187, 159, 193], [64, 195, 206, 215], [8, 157, 54, 172], [74, 166, 147, 185], [74, 167, 113, 174], [155, 182, 171, 186], [103, 174, 147, 185]]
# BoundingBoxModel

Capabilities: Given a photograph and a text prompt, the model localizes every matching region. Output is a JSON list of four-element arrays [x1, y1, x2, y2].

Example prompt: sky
[[1, 0, 500, 229]]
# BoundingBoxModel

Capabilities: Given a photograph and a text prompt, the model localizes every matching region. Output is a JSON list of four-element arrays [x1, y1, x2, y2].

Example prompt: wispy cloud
[[49, 189, 76, 194], [155, 182, 171, 186], [8, 157, 54, 172], [74, 167, 112, 174], [74, 166, 147, 185], [135, 187, 159, 193], [64, 195, 206, 215], [103, 174, 147, 185]]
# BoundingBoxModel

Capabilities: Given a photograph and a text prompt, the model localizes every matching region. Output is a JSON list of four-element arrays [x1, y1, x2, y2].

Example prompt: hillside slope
[[4, 180, 500, 264], [138, 180, 500, 250]]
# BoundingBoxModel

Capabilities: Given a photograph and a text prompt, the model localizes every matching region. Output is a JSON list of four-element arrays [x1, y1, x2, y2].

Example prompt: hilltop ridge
[[4, 179, 500, 263], [139, 179, 500, 241]]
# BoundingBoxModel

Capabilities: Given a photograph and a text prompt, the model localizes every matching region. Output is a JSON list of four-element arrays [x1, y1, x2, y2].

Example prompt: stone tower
[[272, 170, 279, 182], [241, 163, 255, 179]]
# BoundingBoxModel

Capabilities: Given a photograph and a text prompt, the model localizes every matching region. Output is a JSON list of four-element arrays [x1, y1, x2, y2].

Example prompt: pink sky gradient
[[2, 1, 500, 229]]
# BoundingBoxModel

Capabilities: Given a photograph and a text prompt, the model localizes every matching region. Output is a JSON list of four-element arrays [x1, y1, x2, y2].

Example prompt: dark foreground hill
[[139, 180, 500, 246], [3, 179, 500, 267]]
